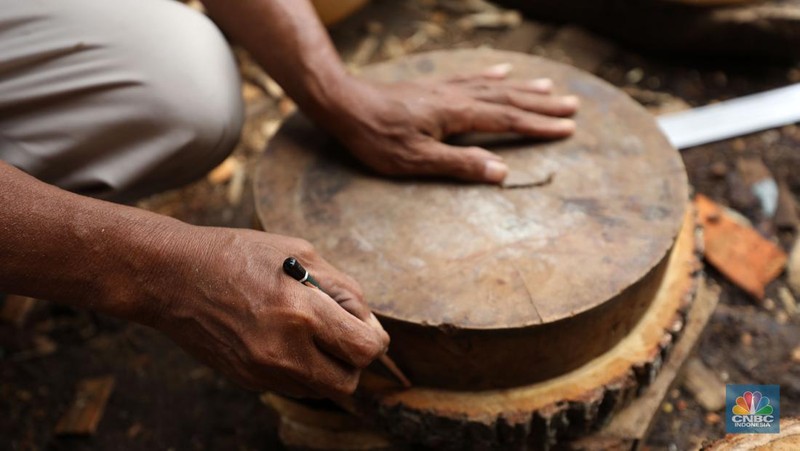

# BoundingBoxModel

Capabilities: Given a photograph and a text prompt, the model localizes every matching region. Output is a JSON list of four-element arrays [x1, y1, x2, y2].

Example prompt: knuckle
[[285, 237, 315, 256], [250, 346, 280, 370], [332, 373, 360, 396], [393, 150, 427, 172], [354, 336, 384, 367], [294, 239, 315, 256], [509, 112, 533, 131]]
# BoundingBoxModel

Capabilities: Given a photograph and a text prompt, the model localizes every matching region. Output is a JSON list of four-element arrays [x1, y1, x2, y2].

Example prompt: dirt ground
[[3, 1, 800, 450]]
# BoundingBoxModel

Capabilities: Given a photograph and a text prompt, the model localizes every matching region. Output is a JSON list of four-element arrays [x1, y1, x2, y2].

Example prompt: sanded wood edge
[[357, 206, 701, 449]]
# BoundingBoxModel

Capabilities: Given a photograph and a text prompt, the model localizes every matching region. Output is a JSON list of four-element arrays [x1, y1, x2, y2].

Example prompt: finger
[[309, 289, 388, 369], [449, 102, 577, 139], [304, 346, 362, 398], [306, 261, 368, 319], [468, 89, 580, 117], [401, 139, 509, 184], [212, 344, 320, 398], [302, 260, 387, 346]]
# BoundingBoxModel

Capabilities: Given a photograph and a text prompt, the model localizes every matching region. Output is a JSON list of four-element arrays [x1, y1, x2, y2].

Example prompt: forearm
[[201, 0, 354, 124], [0, 161, 190, 324]]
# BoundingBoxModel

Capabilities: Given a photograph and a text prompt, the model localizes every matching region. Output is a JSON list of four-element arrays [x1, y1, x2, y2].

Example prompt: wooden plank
[[55, 376, 115, 436], [682, 357, 727, 412]]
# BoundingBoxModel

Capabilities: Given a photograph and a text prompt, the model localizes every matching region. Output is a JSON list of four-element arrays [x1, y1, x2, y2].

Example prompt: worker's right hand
[[142, 226, 390, 399]]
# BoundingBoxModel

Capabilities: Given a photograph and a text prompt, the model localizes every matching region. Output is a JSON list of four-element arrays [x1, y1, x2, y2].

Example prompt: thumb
[[416, 140, 508, 184]]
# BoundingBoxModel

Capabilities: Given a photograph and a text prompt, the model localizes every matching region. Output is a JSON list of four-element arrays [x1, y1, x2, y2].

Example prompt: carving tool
[[282, 257, 412, 388]]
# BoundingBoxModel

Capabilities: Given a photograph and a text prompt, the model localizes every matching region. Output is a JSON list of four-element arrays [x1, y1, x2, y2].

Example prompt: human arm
[[0, 161, 388, 397], [201, 0, 578, 183]]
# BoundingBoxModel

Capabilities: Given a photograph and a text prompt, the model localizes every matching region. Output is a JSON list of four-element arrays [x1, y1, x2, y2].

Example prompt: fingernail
[[557, 119, 577, 132], [528, 78, 553, 91], [484, 63, 513, 78], [563, 95, 580, 108], [484, 160, 509, 183]]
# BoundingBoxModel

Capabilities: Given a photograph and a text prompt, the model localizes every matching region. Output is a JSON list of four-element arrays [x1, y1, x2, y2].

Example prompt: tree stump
[[254, 49, 693, 448], [356, 209, 699, 449], [702, 417, 800, 450]]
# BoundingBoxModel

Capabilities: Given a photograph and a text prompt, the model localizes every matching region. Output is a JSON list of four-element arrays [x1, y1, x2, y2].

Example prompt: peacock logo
[[732, 391, 773, 416], [727, 385, 779, 433]]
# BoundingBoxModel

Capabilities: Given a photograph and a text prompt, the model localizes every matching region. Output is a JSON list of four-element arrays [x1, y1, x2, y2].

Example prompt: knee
[[145, 7, 245, 165]]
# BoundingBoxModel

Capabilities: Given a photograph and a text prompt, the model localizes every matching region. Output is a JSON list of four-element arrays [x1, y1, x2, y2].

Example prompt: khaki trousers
[[0, 0, 244, 202]]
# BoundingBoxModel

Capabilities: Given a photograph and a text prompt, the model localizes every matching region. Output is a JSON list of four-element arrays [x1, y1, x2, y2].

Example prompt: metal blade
[[657, 83, 800, 150]]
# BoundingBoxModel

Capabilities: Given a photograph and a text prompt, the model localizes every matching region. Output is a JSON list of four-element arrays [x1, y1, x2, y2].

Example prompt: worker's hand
[[150, 226, 389, 399], [328, 65, 579, 184]]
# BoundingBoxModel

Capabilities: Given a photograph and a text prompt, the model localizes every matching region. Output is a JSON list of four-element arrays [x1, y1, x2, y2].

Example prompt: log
[[265, 274, 721, 450], [491, 0, 800, 60], [356, 208, 700, 449], [255, 49, 689, 391]]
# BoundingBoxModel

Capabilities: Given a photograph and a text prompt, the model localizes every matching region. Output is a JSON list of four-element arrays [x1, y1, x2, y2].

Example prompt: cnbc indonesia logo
[[732, 391, 773, 423], [726, 385, 780, 434]]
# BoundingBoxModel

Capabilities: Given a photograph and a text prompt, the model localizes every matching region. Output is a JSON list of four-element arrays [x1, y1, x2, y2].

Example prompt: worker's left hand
[[326, 66, 579, 184]]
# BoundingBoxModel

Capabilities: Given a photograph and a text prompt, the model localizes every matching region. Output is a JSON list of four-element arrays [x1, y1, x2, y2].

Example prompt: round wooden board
[[356, 209, 700, 449], [255, 49, 689, 389]]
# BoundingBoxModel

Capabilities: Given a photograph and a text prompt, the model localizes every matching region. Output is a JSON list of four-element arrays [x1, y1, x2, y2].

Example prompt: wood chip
[[262, 119, 282, 140], [737, 155, 773, 183], [207, 157, 239, 185], [127, 422, 143, 439], [695, 194, 787, 299], [502, 169, 554, 189], [347, 20, 385, 68], [792, 346, 800, 363], [55, 376, 115, 436], [279, 98, 296, 117], [775, 179, 800, 229], [0, 295, 37, 327], [381, 35, 405, 60], [457, 10, 522, 31], [437, 0, 500, 14], [778, 286, 798, 315], [227, 163, 247, 206], [241, 82, 264, 104], [682, 357, 726, 411]]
